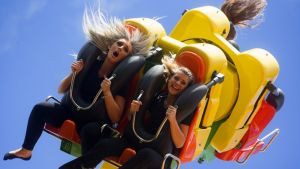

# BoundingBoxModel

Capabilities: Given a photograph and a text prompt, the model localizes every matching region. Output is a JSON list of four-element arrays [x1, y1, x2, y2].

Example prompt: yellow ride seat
[[165, 5, 280, 153], [99, 6, 281, 167], [124, 11, 228, 163]]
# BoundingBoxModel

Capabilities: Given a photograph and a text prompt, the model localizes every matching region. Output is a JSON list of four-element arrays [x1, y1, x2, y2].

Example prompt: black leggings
[[59, 138, 163, 169], [60, 123, 164, 169], [120, 148, 163, 169], [79, 122, 105, 155], [22, 101, 109, 151], [22, 102, 71, 150]]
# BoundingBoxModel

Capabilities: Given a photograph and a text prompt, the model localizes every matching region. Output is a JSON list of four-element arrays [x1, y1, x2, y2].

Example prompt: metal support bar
[[45, 95, 61, 103], [236, 128, 280, 164], [161, 153, 181, 169]]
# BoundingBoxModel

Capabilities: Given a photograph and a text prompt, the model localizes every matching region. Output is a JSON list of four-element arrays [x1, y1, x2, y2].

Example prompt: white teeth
[[172, 85, 179, 90]]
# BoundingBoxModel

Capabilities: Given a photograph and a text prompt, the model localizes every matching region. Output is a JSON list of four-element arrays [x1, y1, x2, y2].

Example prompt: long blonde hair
[[83, 8, 151, 55]]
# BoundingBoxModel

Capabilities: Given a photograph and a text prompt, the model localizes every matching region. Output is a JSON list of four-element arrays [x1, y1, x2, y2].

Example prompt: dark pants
[[59, 123, 165, 169], [79, 122, 105, 155], [22, 102, 107, 151], [22, 102, 71, 150], [59, 137, 128, 169]]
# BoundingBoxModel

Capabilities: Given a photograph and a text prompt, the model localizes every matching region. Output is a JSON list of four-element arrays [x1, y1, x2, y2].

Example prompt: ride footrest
[[60, 139, 82, 157]]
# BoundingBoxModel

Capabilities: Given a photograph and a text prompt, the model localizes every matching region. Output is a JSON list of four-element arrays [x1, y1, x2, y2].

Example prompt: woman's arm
[[101, 77, 126, 123], [58, 73, 72, 93], [167, 106, 189, 148], [58, 60, 84, 94]]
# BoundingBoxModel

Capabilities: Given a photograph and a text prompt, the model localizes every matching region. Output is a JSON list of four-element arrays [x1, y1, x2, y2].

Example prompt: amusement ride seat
[[121, 5, 284, 167], [44, 5, 284, 168], [101, 45, 226, 169], [163, 6, 284, 164]]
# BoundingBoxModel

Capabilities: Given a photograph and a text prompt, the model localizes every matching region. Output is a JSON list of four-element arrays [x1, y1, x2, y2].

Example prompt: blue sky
[[1, 0, 300, 169]]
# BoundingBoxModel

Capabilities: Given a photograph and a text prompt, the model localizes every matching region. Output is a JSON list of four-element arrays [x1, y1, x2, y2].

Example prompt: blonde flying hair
[[221, 0, 267, 40], [83, 8, 151, 55]]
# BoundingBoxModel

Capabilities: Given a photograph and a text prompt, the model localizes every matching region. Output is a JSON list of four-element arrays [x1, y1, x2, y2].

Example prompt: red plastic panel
[[118, 148, 137, 164], [179, 107, 201, 163], [44, 120, 80, 144], [215, 141, 264, 161], [176, 51, 206, 84], [240, 100, 276, 148], [215, 100, 276, 161]]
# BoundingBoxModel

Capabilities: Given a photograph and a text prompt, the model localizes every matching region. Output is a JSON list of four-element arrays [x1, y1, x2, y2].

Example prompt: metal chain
[[131, 90, 169, 143], [69, 72, 115, 111]]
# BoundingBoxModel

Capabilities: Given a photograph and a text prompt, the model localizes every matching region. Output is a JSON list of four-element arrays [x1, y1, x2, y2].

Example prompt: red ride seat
[[44, 120, 80, 144], [215, 100, 277, 162]]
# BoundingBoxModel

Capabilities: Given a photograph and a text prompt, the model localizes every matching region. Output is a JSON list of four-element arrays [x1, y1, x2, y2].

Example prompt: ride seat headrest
[[174, 84, 208, 122], [76, 41, 146, 95], [129, 64, 209, 155], [135, 64, 208, 124], [65, 41, 146, 110], [175, 51, 206, 84], [111, 54, 145, 93]]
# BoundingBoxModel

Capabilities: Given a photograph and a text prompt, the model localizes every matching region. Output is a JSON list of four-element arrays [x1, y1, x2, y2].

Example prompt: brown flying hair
[[161, 55, 195, 86], [221, 0, 267, 40]]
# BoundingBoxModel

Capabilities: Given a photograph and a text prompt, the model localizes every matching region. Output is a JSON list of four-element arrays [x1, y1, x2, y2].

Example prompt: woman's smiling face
[[107, 39, 132, 64], [167, 71, 190, 96]]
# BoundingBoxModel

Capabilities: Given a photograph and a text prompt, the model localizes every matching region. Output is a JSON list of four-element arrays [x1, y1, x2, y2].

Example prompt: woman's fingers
[[101, 78, 111, 92], [130, 100, 142, 112], [166, 105, 177, 121], [71, 60, 84, 73]]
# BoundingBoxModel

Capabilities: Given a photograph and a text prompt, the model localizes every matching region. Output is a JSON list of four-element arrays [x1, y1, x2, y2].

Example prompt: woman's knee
[[30, 102, 49, 118], [30, 102, 66, 126]]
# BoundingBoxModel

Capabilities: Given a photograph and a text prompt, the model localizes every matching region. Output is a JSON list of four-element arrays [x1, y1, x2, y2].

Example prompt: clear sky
[[1, 0, 299, 169]]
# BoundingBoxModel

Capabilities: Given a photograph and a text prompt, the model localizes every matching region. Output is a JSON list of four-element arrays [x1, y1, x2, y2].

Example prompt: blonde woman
[[3, 7, 151, 162]]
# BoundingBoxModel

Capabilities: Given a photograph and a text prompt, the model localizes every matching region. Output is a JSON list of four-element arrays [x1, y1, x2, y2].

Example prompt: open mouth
[[113, 51, 119, 58]]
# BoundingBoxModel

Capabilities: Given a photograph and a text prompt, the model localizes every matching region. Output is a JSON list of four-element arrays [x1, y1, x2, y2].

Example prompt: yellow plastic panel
[[125, 18, 166, 47], [178, 43, 227, 83], [214, 63, 238, 121], [211, 49, 279, 152], [99, 161, 119, 169], [157, 36, 186, 54], [177, 43, 227, 128], [202, 98, 219, 127], [192, 127, 211, 159], [194, 99, 207, 128], [224, 49, 279, 129], [167, 5, 240, 68], [211, 125, 249, 152], [170, 6, 230, 41]]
